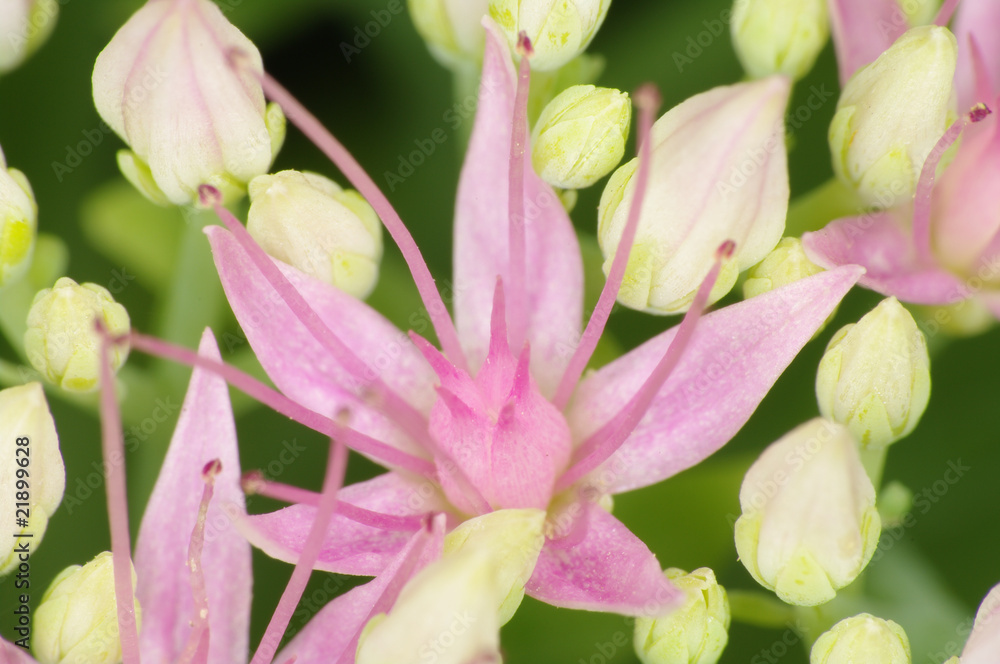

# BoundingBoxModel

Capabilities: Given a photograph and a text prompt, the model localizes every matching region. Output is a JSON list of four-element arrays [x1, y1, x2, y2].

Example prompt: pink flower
[[1, 329, 445, 664], [191, 19, 859, 656], [804, 0, 1000, 317]]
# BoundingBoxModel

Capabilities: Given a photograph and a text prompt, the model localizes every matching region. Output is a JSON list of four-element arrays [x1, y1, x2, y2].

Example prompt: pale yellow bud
[[24, 277, 130, 392], [247, 170, 383, 298], [735, 418, 881, 606], [93, 0, 286, 206], [0, 383, 64, 576], [531, 84, 631, 189], [0, 0, 58, 73], [598, 77, 789, 314], [743, 237, 826, 299], [488, 0, 612, 71], [816, 297, 930, 450], [0, 144, 38, 287], [408, 0, 490, 67], [829, 25, 957, 208], [810, 614, 911, 664], [634, 568, 730, 664], [443, 508, 546, 625], [33, 552, 142, 664], [731, 0, 829, 81], [356, 548, 503, 664]]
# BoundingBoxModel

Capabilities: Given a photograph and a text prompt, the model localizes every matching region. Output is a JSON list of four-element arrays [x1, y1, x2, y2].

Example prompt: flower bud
[[598, 77, 789, 314], [735, 418, 881, 606], [408, 0, 490, 67], [33, 552, 142, 664], [0, 383, 64, 576], [247, 170, 383, 298], [829, 25, 957, 208], [0, 0, 58, 74], [810, 614, 911, 664], [24, 277, 130, 392], [443, 508, 546, 625], [92, 0, 286, 206], [488, 0, 612, 71], [816, 297, 930, 450], [356, 547, 503, 664], [633, 567, 730, 664], [0, 144, 38, 287], [531, 84, 631, 189], [731, 0, 829, 81], [743, 237, 826, 299]]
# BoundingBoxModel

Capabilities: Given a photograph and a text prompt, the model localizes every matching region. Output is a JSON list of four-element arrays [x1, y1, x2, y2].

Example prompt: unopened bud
[[810, 614, 911, 664], [92, 0, 286, 206], [829, 25, 957, 208], [356, 547, 503, 664], [33, 552, 142, 664], [531, 84, 631, 189], [443, 508, 545, 625], [598, 77, 789, 314], [247, 170, 383, 298], [488, 0, 612, 71], [731, 0, 829, 81], [634, 567, 730, 664], [816, 297, 930, 450], [743, 237, 826, 298], [0, 0, 58, 74], [24, 277, 130, 392], [1, 383, 64, 576], [408, 0, 490, 66], [735, 418, 881, 606], [0, 144, 38, 287]]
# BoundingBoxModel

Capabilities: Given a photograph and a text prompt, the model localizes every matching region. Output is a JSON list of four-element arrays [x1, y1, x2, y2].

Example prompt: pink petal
[[237, 473, 449, 576], [828, 0, 908, 84], [1, 639, 38, 664], [275, 517, 444, 664], [568, 265, 863, 494], [931, 115, 1000, 273], [453, 19, 583, 396], [134, 329, 251, 664], [956, 0, 1000, 108], [525, 502, 679, 615], [804, 214, 967, 304], [206, 225, 436, 460]]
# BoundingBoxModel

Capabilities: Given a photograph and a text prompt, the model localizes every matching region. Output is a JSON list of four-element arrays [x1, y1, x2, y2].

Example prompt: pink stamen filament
[[129, 331, 436, 479], [336, 521, 439, 664], [239, 63, 468, 372], [242, 472, 425, 532], [555, 241, 735, 491], [506, 33, 533, 350], [935, 0, 960, 26], [176, 460, 221, 664], [97, 324, 141, 664], [250, 434, 349, 664], [205, 193, 437, 455], [552, 85, 662, 410], [913, 106, 991, 263]]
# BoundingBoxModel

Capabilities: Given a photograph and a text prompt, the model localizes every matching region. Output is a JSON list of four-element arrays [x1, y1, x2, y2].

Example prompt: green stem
[[786, 178, 862, 238], [728, 590, 798, 629], [859, 445, 889, 492], [153, 208, 225, 392]]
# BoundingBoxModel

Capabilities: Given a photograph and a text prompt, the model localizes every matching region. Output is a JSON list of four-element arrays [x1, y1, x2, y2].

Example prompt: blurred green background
[[2, 1, 998, 662]]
